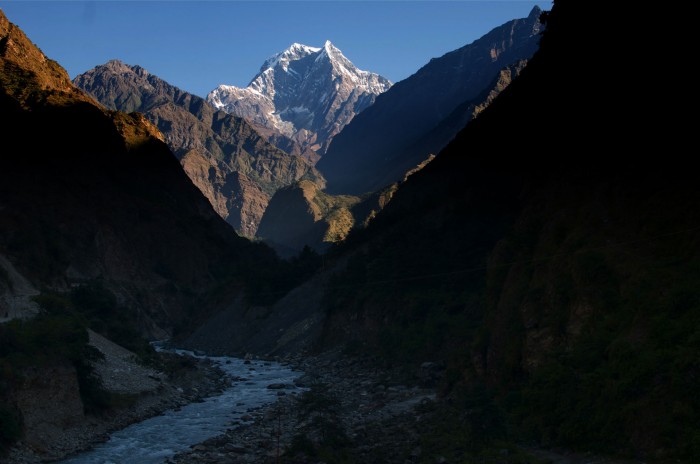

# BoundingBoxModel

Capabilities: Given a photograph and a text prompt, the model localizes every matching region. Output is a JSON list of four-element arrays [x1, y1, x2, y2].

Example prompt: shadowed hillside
[[313, 2, 699, 460], [0, 8, 315, 341], [318, 7, 542, 195]]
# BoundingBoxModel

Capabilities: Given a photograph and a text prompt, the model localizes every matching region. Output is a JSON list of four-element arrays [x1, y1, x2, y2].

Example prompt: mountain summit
[[207, 41, 391, 155]]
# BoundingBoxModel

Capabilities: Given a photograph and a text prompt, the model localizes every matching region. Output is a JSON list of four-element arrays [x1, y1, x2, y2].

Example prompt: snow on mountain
[[207, 41, 392, 155]]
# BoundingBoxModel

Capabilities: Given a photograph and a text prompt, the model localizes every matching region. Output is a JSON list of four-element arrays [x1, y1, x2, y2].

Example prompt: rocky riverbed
[[171, 350, 442, 464]]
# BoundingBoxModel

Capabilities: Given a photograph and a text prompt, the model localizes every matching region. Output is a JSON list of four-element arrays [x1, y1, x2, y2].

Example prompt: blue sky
[[0, 1, 550, 98]]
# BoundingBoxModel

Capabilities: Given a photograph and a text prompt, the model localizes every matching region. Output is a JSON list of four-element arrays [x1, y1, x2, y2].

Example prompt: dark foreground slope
[[316, 2, 698, 461]]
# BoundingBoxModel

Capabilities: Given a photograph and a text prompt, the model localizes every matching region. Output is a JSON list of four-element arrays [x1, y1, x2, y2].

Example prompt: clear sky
[[0, 1, 550, 98]]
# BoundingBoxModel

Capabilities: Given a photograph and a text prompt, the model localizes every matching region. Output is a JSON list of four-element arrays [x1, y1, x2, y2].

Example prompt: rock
[[417, 362, 444, 387], [266, 383, 289, 390], [224, 443, 248, 454], [293, 377, 310, 388]]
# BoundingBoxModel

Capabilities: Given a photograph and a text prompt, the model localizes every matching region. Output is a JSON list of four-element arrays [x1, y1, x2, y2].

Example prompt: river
[[59, 351, 300, 464]]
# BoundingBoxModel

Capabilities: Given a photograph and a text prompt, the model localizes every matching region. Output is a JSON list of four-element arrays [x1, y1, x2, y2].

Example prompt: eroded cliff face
[[179, 150, 272, 237]]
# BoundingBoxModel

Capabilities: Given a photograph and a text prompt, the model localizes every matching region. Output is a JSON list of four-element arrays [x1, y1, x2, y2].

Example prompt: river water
[[59, 351, 300, 464]]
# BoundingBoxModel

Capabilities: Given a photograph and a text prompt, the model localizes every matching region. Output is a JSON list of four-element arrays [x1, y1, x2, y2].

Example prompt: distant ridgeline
[[317, 6, 543, 196]]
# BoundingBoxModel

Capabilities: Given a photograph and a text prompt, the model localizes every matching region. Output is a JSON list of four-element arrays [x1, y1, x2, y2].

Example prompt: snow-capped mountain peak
[[317, 40, 345, 63], [207, 41, 391, 155], [322, 40, 337, 53], [261, 42, 321, 73]]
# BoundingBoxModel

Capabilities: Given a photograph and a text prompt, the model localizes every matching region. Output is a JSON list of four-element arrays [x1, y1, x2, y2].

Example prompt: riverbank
[[5, 351, 229, 464], [171, 350, 442, 464]]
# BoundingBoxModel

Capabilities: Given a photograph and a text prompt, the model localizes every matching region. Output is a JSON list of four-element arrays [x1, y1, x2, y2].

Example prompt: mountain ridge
[[318, 6, 542, 195], [74, 60, 324, 236]]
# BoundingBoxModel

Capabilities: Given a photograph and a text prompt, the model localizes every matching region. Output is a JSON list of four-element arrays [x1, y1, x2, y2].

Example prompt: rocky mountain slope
[[255, 55, 528, 250], [185, 1, 699, 461], [74, 61, 323, 236], [0, 37, 271, 336], [207, 41, 391, 156], [318, 6, 542, 195], [256, 180, 363, 253], [256, 157, 435, 253]]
